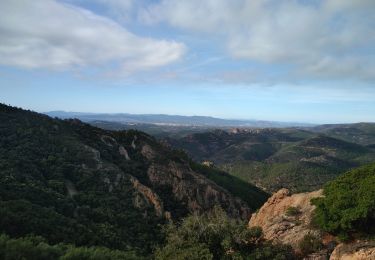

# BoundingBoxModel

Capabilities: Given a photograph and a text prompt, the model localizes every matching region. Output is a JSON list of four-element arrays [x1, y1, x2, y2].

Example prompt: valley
[[165, 127, 375, 193]]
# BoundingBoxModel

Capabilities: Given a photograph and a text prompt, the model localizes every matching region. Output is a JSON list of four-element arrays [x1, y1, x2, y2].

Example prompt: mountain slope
[[234, 135, 375, 192], [169, 128, 375, 193], [167, 128, 312, 163], [0, 104, 268, 255]]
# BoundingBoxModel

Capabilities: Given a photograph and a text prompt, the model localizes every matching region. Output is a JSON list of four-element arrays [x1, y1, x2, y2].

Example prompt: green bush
[[298, 233, 322, 255], [285, 207, 301, 217], [156, 206, 295, 260], [0, 233, 141, 260], [312, 163, 375, 240]]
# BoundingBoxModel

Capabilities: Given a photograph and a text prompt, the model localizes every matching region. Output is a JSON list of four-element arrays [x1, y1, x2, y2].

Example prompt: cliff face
[[138, 139, 251, 219], [73, 119, 254, 220], [248, 188, 323, 249], [248, 188, 375, 260], [329, 241, 375, 260], [146, 159, 250, 219]]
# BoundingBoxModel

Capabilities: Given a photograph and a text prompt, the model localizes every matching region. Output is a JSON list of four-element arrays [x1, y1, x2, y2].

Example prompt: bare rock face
[[147, 160, 251, 219], [141, 138, 251, 219], [249, 188, 323, 250], [330, 241, 375, 260], [119, 145, 131, 160], [303, 250, 330, 260], [141, 144, 157, 160], [130, 176, 165, 218]]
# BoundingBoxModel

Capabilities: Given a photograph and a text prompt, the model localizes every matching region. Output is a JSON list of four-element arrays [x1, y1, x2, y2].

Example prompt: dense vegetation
[[0, 104, 163, 256], [0, 233, 140, 260], [3, 103, 374, 259], [0, 103, 271, 258], [312, 163, 375, 241], [156, 207, 295, 260], [311, 123, 375, 146]]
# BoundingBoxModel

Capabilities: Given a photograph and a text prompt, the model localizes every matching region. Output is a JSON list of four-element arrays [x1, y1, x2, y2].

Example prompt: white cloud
[[0, 0, 185, 72], [140, 0, 375, 82]]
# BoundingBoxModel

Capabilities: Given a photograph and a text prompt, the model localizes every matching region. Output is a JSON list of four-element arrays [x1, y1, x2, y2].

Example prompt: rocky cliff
[[249, 188, 323, 250], [137, 139, 252, 219], [249, 188, 375, 259], [330, 241, 375, 260]]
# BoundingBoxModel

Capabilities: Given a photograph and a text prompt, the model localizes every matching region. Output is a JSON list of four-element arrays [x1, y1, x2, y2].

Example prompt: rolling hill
[[169, 128, 375, 193], [309, 122, 375, 146]]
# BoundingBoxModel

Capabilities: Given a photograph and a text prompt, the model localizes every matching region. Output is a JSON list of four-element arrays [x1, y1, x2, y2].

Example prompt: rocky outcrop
[[101, 135, 117, 147], [130, 176, 165, 218], [147, 160, 251, 219], [119, 145, 130, 160], [83, 144, 102, 169], [249, 188, 323, 250], [141, 144, 157, 160], [330, 241, 375, 260]]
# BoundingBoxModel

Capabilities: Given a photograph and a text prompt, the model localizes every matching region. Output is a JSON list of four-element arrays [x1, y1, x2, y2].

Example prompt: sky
[[0, 0, 374, 124]]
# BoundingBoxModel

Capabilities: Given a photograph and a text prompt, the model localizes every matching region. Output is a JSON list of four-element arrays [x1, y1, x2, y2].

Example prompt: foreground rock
[[249, 188, 323, 250], [330, 241, 375, 260]]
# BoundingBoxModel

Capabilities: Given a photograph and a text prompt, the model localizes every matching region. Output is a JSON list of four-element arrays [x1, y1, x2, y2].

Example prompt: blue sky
[[0, 0, 374, 124]]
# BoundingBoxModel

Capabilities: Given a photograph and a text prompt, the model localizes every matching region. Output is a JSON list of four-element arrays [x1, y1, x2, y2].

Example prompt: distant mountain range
[[45, 111, 314, 128]]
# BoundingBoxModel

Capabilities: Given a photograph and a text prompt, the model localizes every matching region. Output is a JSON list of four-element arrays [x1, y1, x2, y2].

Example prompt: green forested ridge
[[0, 103, 268, 258], [310, 123, 375, 146], [170, 128, 375, 193], [0, 104, 163, 255]]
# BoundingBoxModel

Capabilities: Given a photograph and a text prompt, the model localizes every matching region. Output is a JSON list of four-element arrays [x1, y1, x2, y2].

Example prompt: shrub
[[311, 163, 375, 239], [285, 206, 301, 217], [298, 233, 322, 255], [0, 233, 141, 260], [156, 206, 295, 259]]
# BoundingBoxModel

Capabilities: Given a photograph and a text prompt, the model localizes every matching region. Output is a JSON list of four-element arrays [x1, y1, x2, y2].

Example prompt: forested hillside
[[310, 123, 375, 146], [0, 104, 268, 257]]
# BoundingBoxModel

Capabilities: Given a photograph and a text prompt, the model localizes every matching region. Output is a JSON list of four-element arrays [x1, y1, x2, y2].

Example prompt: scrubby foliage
[[312, 163, 375, 240], [0, 104, 163, 255], [285, 207, 301, 217], [0, 233, 141, 260], [298, 233, 323, 256], [156, 207, 295, 260]]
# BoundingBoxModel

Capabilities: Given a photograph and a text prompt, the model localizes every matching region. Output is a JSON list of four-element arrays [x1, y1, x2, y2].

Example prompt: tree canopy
[[312, 163, 375, 240]]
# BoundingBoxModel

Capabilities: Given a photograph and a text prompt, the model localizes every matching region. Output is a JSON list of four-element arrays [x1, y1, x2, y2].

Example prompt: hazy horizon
[[1, 0, 374, 124]]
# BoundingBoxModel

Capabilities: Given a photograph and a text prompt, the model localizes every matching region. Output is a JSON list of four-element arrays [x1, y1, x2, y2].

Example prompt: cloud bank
[[140, 0, 375, 82], [0, 0, 185, 72]]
